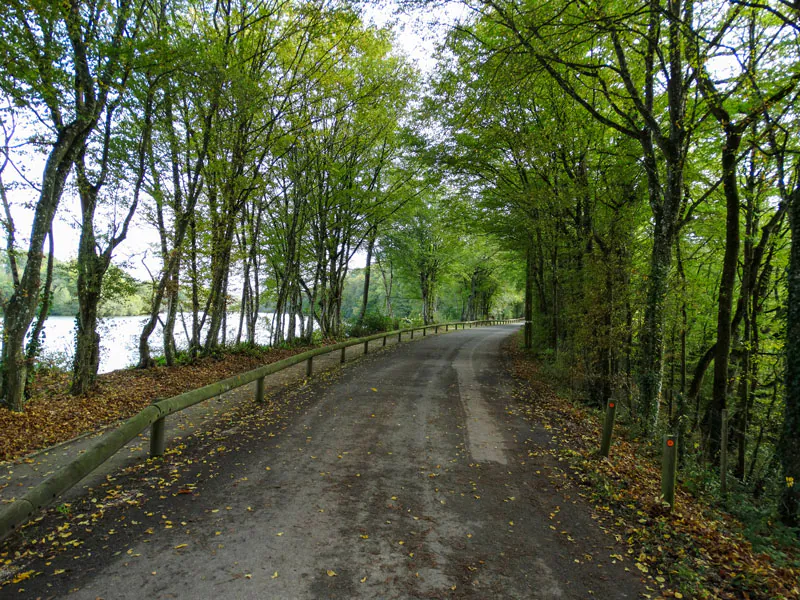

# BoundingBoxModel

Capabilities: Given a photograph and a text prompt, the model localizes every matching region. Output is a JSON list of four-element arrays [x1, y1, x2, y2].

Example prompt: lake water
[[12, 312, 296, 373]]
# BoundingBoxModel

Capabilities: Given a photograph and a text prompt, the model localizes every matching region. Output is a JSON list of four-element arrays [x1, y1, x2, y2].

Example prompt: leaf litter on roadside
[[506, 336, 799, 600]]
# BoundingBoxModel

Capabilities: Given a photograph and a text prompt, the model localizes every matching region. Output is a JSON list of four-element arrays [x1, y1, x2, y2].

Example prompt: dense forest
[[0, 0, 798, 530]]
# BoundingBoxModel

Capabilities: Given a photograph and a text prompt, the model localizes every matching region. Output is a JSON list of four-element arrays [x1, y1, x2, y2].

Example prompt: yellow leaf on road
[[371, 388, 378, 392], [272, 572, 279, 579], [174, 543, 188, 549], [327, 569, 337, 577], [360, 576, 367, 583]]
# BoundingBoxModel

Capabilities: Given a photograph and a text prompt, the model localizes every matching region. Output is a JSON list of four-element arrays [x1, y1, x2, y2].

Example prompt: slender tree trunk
[[708, 130, 743, 460], [637, 147, 686, 436], [552, 246, 559, 356], [781, 184, 800, 525], [70, 157, 106, 394], [25, 228, 55, 386], [72, 204, 105, 395], [163, 258, 180, 365], [358, 230, 375, 325], [189, 216, 201, 356], [524, 242, 533, 349], [378, 254, 393, 319]]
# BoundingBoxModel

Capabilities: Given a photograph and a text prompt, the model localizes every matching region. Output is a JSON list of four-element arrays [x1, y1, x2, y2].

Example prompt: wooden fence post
[[150, 400, 166, 458], [600, 400, 617, 458], [662, 435, 678, 509], [340, 347, 346, 364], [255, 377, 265, 404], [364, 340, 369, 355], [411, 329, 414, 339], [423, 327, 426, 336], [383, 336, 387, 346], [398, 331, 402, 342], [720, 409, 728, 496], [306, 357, 313, 377]]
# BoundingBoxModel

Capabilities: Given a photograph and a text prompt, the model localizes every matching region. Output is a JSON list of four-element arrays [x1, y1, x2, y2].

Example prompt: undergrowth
[[508, 334, 799, 599]]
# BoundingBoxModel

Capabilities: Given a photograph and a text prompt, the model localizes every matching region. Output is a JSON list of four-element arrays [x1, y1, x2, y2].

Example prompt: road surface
[[3, 325, 646, 599]]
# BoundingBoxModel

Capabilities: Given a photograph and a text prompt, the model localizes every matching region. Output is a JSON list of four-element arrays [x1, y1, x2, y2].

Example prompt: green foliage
[[345, 311, 395, 338], [0, 255, 150, 317]]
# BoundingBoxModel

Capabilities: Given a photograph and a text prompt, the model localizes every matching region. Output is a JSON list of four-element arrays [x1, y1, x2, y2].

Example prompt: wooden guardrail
[[0, 317, 522, 541]]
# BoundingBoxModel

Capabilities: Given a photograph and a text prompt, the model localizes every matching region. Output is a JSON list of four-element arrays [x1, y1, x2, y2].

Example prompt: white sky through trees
[[1, 1, 467, 281]]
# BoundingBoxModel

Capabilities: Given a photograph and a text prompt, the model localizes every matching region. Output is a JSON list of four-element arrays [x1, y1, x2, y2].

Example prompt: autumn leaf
[[12, 569, 35, 583], [326, 569, 337, 577]]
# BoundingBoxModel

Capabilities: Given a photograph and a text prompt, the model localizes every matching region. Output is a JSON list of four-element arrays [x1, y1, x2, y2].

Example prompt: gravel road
[[5, 325, 646, 599]]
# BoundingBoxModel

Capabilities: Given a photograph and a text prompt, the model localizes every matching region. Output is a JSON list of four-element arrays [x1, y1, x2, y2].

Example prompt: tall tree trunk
[[70, 162, 105, 394], [357, 230, 376, 325], [140, 215, 196, 367], [780, 184, 800, 525], [524, 242, 533, 349], [378, 254, 393, 319], [25, 228, 55, 383], [637, 157, 683, 435], [708, 130, 743, 460], [163, 258, 180, 365], [71, 162, 107, 395], [190, 215, 201, 356]]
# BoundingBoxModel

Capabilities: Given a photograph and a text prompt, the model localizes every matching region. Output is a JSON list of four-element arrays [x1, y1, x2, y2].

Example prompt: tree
[[687, 2, 800, 461], [783, 161, 800, 525], [383, 196, 460, 324], [0, 0, 141, 410], [474, 0, 697, 434]]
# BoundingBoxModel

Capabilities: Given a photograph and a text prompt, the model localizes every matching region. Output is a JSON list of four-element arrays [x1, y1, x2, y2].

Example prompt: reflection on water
[[11, 312, 298, 374]]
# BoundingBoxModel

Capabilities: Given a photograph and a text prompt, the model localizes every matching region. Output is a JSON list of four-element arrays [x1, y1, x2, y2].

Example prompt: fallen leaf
[[326, 569, 337, 577], [12, 570, 35, 583]]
